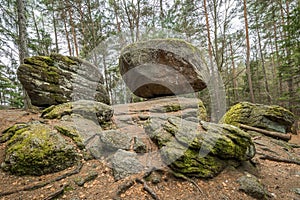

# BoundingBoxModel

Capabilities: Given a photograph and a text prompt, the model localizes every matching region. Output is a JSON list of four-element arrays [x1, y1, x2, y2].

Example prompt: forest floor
[[0, 109, 299, 200]]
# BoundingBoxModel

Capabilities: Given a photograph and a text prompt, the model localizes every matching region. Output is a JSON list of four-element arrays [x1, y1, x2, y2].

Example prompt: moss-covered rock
[[1, 123, 80, 176], [220, 102, 295, 133], [17, 53, 110, 107], [41, 100, 113, 125], [119, 38, 208, 98], [54, 125, 85, 149], [0, 123, 28, 143], [145, 117, 255, 178]]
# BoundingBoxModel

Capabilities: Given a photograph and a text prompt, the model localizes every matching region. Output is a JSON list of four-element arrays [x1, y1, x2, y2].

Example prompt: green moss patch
[[220, 102, 295, 133], [41, 103, 72, 119], [1, 123, 80, 176], [55, 125, 85, 149], [164, 104, 182, 112], [145, 116, 255, 178]]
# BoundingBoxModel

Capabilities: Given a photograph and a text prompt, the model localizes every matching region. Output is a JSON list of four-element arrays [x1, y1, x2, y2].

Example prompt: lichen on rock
[[119, 39, 208, 98], [1, 123, 81, 176], [145, 116, 255, 178], [220, 102, 295, 133], [17, 53, 110, 107], [41, 100, 114, 126]]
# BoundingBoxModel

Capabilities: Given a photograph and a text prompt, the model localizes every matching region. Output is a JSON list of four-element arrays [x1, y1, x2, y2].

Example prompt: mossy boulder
[[119, 39, 208, 98], [145, 117, 255, 178], [1, 123, 80, 176], [220, 102, 295, 133], [41, 100, 113, 125], [17, 53, 110, 107]]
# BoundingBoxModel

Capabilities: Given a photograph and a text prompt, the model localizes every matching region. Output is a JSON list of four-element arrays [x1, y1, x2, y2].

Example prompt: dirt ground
[[0, 109, 299, 200]]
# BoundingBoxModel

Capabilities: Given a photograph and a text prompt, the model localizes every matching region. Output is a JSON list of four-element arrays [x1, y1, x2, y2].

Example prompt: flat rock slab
[[119, 39, 208, 98]]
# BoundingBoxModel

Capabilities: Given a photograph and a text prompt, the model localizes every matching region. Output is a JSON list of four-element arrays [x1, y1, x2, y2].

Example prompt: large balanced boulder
[[0, 123, 81, 175], [220, 102, 295, 134], [17, 54, 110, 107], [145, 117, 255, 178], [119, 39, 208, 98]]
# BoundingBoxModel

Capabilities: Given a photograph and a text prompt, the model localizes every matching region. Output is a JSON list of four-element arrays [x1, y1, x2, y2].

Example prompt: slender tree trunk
[[87, 0, 96, 45], [52, 1, 59, 53], [243, 0, 255, 103], [229, 38, 238, 102], [204, 0, 213, 63], [212, 0, 220, 71], [62, 11, 72, 56], [256, 20, 271, 103], [123, 0, 134, 42], [159, 0, 164, 28], [204, 0, 221, 122], [135, 0, 140, 41], [17, 0, 31, 109], [285, 0, 293, 110], [17, 0, 29, 61], [273, 15, 282, 95], [31, 7, 41, 53], [66, 0, 79, 57]]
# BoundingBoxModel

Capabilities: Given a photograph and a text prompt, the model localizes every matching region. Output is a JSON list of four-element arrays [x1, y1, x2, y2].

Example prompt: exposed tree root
[[171, 171, 204, 194], [0, 162, 83, 197], [136, 178, 160, 200], [114, 169, 160, 200], [43, 184, 69, 200], [259, 155, 300, 165], [115, 179, 135, 198]]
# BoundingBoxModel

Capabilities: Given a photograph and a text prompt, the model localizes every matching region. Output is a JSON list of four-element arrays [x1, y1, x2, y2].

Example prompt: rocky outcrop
[[113, 96, 208, 127], [17, 54, 110, 107], [1, 97, 256, 179], [41, 100, 113, 125], [220, 102, 295, 134], [119, 39, 208, 98], [0, 122, 81, 175], [145, 117, 255, 178]]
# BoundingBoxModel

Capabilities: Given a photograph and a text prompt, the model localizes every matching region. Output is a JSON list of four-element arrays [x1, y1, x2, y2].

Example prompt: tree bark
[[229, 37, 238, 102], [17, 0, 31, 109], [255, 18, 271, 103], [243, 0, 255, 103], [62, 11, 72, 56], [52, 1, 59, 53], [67, 0, 79, 57]]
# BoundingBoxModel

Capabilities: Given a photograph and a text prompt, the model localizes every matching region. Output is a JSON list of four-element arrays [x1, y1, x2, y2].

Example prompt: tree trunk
[[159, 0, 164, 28], [284, 0, 294, 111], [212, 0, 220, 71], [256, 18, 271, 103], [272, 11, 281, 97], [52, 1, 59, 53], [123, 0, 134, 42], [67, 1, 79, 57], [135, 0, 140, 41], [31, 6, 41, 53], [229, 38, 238, 102], [243, 0, 255, 103], [17, 0, 31, 109], [204, 0, 222, 122], [62, 11, 72, 56]]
